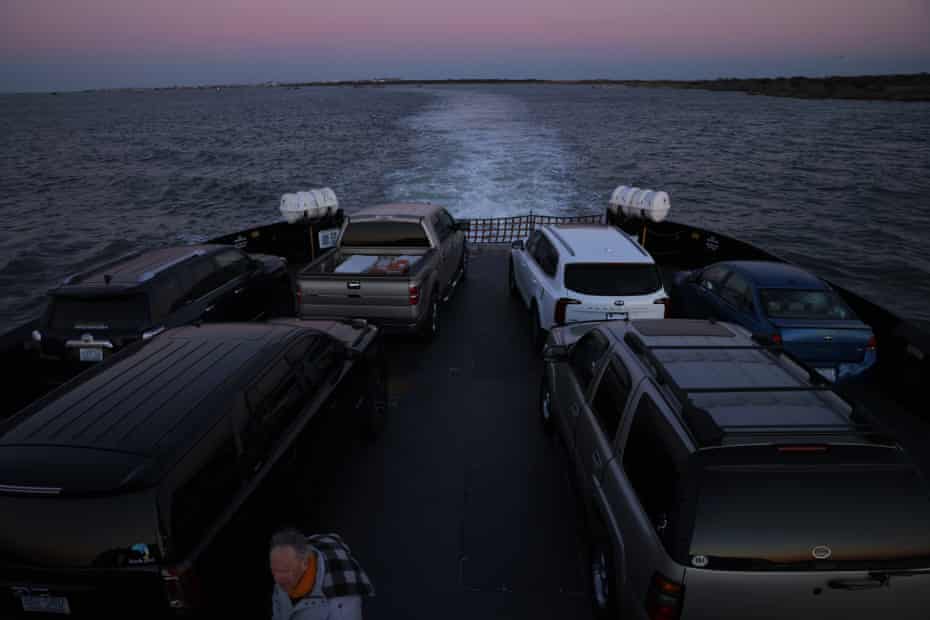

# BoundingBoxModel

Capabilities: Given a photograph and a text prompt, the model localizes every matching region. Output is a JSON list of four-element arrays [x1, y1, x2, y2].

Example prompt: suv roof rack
[[622, 331, 888, 447], [61, 250, 144, 286]]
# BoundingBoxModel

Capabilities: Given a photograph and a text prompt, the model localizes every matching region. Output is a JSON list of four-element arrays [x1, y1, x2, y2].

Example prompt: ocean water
[[1, 84, 929, 331]]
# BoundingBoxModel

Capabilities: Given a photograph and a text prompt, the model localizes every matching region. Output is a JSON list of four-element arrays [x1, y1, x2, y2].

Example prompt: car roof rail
[[61, 250, 145, 285], [544, 225, 575, 257], [138, 249, 208, 282], [622, 330, 884, 448]]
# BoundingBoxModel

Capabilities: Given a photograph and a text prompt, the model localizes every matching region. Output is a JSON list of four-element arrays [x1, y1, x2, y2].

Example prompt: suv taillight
[[554, 298, 581, 325], [161, 565, 202, 610], [653, 297, 670, 318], [408, 285, 420, 306], [866, 335, 877, 351], [646, 572, 684, 620]]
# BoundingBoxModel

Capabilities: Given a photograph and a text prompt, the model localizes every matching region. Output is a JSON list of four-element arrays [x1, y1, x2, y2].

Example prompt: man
[[270, 529, 375, 620]]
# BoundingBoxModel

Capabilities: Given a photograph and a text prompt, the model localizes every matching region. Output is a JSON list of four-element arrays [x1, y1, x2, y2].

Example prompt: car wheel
[[508, 260, 519, 298], [539, 377, 554, 435], [530, 305, 547, 353], [589, 535, 619, 619]]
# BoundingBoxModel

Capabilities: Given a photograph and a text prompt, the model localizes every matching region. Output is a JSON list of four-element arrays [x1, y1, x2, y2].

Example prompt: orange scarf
[[288, 552, 318, 600]]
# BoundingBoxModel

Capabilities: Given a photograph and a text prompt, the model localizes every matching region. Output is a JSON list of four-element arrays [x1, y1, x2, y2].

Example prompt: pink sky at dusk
[[2, 0, 929, 91]]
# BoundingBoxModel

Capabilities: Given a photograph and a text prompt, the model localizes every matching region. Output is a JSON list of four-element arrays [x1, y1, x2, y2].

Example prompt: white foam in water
[[386, 90, 579, 219]]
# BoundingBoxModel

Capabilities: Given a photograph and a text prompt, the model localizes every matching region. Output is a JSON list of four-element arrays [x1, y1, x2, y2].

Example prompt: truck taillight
[[161, 565, 202, 610], [653, 297, 670, 318], [646, 572, 684, 620], [408, 285, 420, 306], [866, 335, 877, 350], [554, 298, 581, 325]]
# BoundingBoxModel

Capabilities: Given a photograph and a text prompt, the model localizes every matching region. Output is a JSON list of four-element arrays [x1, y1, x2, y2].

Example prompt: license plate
[[21, 594, 71, 615], [79, 347, 103, 362], [816, 367, 837, 382], [606, 312, 628, 320]]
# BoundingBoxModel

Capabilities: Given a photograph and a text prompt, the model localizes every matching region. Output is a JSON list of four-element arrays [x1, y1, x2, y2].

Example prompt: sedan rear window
[[341, 222, 430, 248], [760, 289, 856, 320], [49, 294, 150, 329], [564, 263, 661, 296]]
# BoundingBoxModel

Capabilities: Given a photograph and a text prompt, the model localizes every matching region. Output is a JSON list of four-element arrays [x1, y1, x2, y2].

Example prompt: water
[[2, 84, 929, 331]]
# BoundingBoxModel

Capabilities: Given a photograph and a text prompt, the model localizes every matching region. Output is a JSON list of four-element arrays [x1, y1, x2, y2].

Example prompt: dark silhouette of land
[[276, 73, 930, 102]]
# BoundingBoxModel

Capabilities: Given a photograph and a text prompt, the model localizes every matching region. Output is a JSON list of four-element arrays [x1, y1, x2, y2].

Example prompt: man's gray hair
[[270, 528, 309, 560]]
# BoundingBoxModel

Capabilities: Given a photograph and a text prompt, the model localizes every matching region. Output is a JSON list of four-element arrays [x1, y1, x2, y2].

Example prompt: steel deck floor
[[212, 244, 594, 619]]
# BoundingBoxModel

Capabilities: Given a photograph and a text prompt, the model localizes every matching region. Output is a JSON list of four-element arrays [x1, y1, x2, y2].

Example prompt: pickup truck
[[296, 203, 467, 339]]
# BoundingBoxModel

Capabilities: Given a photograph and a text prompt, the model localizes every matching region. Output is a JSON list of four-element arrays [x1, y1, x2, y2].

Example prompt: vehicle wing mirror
[[542, 344, 569, 362], [511, 239, 525, 251]]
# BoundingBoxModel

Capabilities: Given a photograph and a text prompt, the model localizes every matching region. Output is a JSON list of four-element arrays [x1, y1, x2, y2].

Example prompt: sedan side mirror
[[511, 239, 525, 251], [542, 344, 569, 362]]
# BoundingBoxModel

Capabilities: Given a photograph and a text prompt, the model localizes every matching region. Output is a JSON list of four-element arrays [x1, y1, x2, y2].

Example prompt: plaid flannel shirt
[[307, 534, 375, 599]]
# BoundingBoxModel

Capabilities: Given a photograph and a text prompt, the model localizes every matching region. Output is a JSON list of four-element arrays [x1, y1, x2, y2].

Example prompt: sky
[[2, 0, 929, 92]]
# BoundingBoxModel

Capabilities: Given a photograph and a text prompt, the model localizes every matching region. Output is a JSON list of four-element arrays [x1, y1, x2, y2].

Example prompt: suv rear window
[[684, 446, 930, 570], [49, 294, 150, 329], [341, 221, 430, 248], [564, 263, 661, 296]]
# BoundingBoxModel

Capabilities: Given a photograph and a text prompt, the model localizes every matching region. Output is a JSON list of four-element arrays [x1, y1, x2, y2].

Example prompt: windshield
[[341, 221, 430, 248], [49, 294, 151, 329], [564, 263, 662, 296], [759, 289, 856, 320]]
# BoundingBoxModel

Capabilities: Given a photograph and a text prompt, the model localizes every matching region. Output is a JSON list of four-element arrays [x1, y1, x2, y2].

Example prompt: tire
[[539, 376, 554, 435], [419, 290, 440, 341], [589, 535, 620, 619]]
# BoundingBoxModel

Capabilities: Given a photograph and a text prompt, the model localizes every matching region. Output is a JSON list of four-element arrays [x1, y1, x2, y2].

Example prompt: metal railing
[[461, 212, 606, 244]]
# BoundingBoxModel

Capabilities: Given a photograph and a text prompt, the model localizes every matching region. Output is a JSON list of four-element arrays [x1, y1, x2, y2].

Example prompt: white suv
[[509, 225, 668, 348]]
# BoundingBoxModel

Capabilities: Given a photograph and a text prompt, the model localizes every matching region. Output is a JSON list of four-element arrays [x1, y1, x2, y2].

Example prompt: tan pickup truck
[[296, 203, 467, 339]]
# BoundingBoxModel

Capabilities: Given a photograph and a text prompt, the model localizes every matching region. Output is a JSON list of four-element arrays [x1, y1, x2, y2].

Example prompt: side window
[[246, 358, 304, 432], [526, 231, 541, 256], [185, 258, 220, 300], [700, 265, 730, 292], [590, 360, 633, 440], [622, 395, 683, 543], [432, 214, 450, 242], [439, 210, 457, 239], [569, 330, 610, 392], [151, 275, 184, 318], [721, 273, 753, 312], [534, 237, 558, 277], [295, 337, 342, 397], [170, 428, 241, 556], [214, 249, 253, 280]]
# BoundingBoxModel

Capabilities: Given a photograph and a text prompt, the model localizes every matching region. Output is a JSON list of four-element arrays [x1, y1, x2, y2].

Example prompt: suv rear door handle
[[204, 305, 215, 314]]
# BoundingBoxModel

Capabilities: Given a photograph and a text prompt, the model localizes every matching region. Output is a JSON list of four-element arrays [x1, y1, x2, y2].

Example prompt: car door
[[531, 236, 559, 328], [601, 387, 690, 614], [716, 272, 763, 330], [211, 249, 265, 320], [573, 356, 635, 502], [690, 264, 732, 319], [551, 329, 611, 459], [515, 231, 540, 306]]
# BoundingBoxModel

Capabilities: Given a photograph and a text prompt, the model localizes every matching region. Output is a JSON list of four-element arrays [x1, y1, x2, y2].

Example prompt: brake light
[[866, 335, 877, 351], [408, 285, 420, 306], [653, 297, 670, 318], [554, 298, 581, 325], [161, 565, 202, 610], [771, 332, 782, 345], [646, 573, 684, 620]]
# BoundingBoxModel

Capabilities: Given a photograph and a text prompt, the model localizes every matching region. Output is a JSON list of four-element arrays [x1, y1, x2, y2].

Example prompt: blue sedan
[[671, 260, 877, 382]]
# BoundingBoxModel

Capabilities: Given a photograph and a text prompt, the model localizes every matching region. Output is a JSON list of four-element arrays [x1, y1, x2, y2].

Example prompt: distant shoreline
[[32, 73, 930, 102]]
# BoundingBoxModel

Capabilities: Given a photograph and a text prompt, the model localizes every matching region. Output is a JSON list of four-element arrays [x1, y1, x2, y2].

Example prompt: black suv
[[33, 244, 293, 365], [0, 319, 386, 617]]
